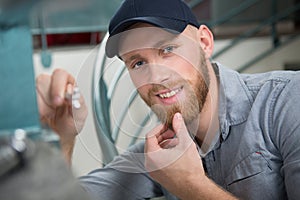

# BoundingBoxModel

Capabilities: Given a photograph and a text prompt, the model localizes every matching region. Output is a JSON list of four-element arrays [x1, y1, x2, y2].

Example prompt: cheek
[[136, 85, 151, 99], [171, 59, 200, 82], [176, 42, 202, 68], [129, 71, 148, 89]]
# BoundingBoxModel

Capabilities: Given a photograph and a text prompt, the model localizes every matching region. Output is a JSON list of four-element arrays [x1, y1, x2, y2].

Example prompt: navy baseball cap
[[105, 0, 199, 58]]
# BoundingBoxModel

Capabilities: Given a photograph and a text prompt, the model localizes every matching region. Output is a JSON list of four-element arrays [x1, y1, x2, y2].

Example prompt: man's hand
[[145, 113, 237, 200], [145, 113, 205, 196], [36, 69, 88, 163]]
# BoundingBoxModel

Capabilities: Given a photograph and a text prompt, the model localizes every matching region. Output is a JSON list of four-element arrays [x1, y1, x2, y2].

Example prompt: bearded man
[[37, 0, 300, 199]]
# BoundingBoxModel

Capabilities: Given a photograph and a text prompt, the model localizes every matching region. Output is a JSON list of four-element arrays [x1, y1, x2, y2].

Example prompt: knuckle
[[53, 68, 66, 76], [36, 73, 49, 84]]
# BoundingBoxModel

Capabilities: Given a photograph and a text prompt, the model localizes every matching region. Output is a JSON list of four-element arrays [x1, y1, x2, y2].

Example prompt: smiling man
[[118, 24, 211, 131], [36, 0, 300, 199]]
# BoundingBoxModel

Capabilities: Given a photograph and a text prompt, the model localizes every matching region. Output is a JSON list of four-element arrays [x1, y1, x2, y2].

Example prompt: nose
[[146, 61, 171, 85], [129, 51, 174, 89]]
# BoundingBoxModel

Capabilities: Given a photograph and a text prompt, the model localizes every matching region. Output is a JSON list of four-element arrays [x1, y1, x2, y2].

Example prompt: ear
[[197, 25, 214, 59]]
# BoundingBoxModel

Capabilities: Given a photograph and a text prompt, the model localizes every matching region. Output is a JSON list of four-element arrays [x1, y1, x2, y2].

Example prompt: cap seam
[[140, 14, 187, 22]]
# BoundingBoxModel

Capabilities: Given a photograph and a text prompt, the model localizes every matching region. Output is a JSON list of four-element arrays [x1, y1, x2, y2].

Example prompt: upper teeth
[[159, 88, 180, 99]]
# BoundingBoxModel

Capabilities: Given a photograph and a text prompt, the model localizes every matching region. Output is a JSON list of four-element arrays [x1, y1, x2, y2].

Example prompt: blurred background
[[1, 0, 300, 176]]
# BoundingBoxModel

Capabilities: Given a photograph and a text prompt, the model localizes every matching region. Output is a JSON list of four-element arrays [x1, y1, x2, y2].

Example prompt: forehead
[[118, 24, 178, 57]]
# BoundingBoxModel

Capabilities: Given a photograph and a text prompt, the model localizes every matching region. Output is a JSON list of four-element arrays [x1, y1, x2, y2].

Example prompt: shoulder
[[271, 71, 300, 124], [239, 70, 299, 103], [241, 70, 297, 90], [240, 70, 300, 129]]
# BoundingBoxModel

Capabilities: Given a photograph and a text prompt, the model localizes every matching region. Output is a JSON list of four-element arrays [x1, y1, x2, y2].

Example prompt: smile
[[157, 87, 182, 99]]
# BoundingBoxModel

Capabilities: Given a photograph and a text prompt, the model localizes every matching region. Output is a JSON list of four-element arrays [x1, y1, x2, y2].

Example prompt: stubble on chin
[[150, 103, 181, 130], [146, 79, 204, 130]]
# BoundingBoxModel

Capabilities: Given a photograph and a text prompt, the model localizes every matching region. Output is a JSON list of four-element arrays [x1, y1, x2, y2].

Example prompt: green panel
[[30, 0, 123, 34], [0, 24, 41, 135]]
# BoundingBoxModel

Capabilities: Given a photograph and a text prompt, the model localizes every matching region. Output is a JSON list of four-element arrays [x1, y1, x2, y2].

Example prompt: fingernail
[[175, 112, 182, 119], [53, 95, 63, 105], [66, 84, 73, 94]]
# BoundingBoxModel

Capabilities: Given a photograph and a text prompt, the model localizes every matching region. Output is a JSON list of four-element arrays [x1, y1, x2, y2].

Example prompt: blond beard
[[140, 55, 210, 130]]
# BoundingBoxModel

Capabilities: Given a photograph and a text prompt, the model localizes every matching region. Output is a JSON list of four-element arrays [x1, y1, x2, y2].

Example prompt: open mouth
[[156, 86, 183, 99]]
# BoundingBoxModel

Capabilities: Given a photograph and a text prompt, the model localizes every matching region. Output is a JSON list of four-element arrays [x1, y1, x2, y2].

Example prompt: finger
[[64, 83, 75, 105], [145, 124, 167, 152], [172, 112, 191, 143], [159, 137, 179, 149], [36, 74, 53, 107], [157, 129, 175, 143], [50, 69, 75, 106], [65, 83, 74, 97]]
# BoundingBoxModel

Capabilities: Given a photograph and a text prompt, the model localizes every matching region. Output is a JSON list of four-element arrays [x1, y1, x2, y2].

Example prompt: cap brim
[[105, 16, 187, 58]]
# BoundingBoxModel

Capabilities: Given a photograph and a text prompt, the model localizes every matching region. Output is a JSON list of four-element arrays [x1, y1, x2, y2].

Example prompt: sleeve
[[272, 72, 300, 199], [78, 142, 163, 200]]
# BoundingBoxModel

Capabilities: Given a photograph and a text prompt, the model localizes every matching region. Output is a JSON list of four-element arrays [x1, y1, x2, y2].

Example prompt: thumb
[[172, 113, 192, 143]]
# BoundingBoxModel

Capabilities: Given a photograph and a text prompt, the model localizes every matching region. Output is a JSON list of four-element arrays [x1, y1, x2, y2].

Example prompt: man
[[36, 0, 300, 199]]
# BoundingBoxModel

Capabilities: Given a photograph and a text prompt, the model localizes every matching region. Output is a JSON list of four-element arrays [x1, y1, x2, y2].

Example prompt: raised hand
[[145, 113, 204, 197], [36, 69, 88, 163]]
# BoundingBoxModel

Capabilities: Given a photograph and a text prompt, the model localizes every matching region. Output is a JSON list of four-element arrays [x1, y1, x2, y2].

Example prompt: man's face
[[119, 24, 210, 129]]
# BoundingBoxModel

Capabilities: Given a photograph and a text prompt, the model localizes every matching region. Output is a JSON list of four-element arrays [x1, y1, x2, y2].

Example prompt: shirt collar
[[213, 62, 253, 141]]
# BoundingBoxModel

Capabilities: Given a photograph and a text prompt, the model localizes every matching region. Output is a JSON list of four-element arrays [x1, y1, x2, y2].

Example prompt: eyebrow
[[124, 54, 143, 65], [122, 36, 178, 63], [153, 36, 177, 48]]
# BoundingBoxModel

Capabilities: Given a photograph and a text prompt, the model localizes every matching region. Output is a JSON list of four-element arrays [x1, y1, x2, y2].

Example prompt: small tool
[[65, 86, 81, 109]]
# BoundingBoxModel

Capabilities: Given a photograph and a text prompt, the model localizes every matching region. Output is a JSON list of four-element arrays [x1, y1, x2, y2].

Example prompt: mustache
[[148, 80, 187, 94]]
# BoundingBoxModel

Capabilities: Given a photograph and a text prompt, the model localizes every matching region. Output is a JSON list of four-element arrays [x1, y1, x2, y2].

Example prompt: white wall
[[33, 36, 300, 176]]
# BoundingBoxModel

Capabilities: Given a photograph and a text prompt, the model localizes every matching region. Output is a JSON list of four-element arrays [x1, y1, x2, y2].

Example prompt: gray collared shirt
[[80, 63, 300, 200]]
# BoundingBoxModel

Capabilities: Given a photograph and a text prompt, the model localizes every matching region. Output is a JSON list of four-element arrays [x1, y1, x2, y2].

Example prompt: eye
[[161, 45, 175, 55], [132, 60, 146, 69]]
